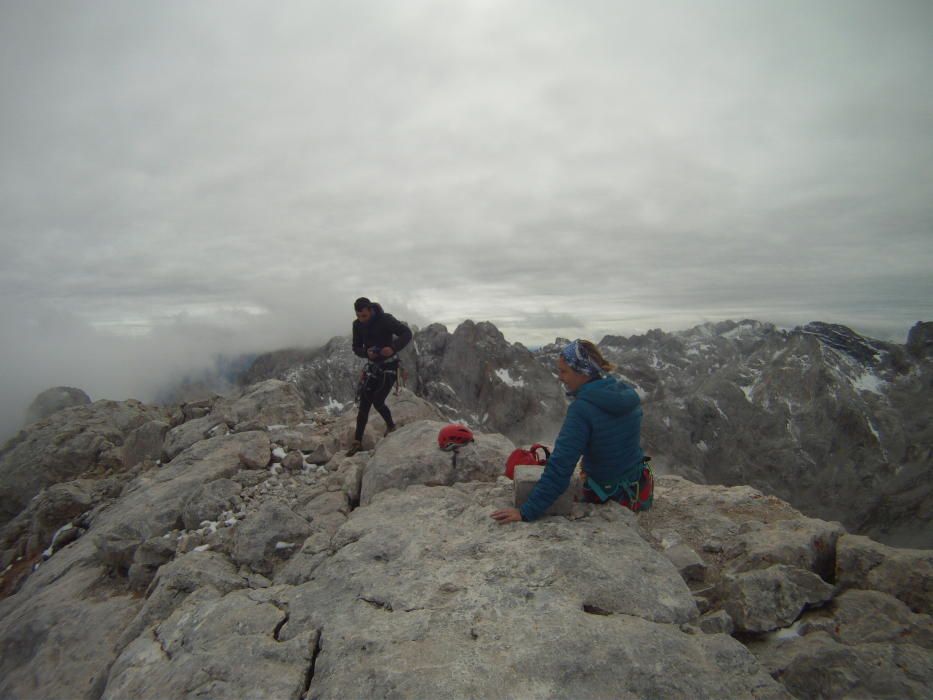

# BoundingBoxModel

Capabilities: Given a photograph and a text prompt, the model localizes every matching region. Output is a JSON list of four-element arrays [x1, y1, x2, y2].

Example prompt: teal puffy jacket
[[519, 376, 644, 521]]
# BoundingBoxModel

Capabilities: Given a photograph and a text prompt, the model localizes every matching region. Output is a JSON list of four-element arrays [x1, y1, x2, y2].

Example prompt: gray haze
[[1, 1, 932, 440]]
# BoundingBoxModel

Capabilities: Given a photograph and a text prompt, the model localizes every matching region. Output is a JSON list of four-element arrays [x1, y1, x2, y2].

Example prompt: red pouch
[[504, 443, 550, 480]]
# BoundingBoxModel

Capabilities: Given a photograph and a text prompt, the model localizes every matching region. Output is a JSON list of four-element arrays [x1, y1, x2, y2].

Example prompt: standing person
[[491, 339, 649, 523], [347, 297, 412, 456]]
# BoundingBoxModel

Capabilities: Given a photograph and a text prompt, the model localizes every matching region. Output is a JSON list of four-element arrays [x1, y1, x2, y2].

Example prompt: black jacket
[[352, 303, 412, 363]]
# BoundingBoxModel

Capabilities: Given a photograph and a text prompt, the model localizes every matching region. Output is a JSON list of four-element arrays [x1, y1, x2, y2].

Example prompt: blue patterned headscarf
[[561, 339, 603, 377]]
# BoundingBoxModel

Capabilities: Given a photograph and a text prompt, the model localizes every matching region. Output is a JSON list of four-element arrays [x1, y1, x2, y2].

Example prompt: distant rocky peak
[[24, 386, 91, 426], [797, 322, 889, 365], [907, 321, 933, 359], [452, 319, 507, 348]]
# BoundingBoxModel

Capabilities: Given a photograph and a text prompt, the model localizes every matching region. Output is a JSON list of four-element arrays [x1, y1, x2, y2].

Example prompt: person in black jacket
[[347, 297, 413, 455]]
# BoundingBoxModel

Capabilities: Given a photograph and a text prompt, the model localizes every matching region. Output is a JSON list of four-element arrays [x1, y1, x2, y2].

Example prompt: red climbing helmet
[[438, 424, 474, 451]]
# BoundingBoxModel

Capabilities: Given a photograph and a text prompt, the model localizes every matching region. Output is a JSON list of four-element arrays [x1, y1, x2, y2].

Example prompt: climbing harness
[[582, 456, 654, 512], [356, 359, 400, 403]]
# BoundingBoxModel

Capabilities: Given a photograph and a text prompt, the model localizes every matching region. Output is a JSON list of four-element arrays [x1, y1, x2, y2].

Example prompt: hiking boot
[[346, 440, 362, 457], [384, 424, 397, 437]]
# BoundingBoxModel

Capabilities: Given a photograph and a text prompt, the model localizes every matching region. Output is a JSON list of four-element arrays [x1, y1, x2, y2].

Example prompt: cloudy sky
[[1, 0, 931, 436]]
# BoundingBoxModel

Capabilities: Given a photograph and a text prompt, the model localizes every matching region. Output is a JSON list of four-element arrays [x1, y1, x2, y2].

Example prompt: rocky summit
[[0, 357, 931, 699]]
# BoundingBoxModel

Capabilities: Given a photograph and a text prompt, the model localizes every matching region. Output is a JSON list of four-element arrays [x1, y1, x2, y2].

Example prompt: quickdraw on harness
[[582, 456, 654, 512], [356, 358, 400, 403]]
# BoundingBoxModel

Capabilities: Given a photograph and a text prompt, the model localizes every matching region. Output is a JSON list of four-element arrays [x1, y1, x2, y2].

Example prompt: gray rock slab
[[0, 558, 140, 700], [725, 516, 846, 581], [282, 449, 305, 472], [722, 564, 836, 633], [799, 589, 933, 648], [232, 501, 312, 574], [118, 550, 246, 648], [230, 379, 305, 427], [181, 478, 243, 531], [752, 631, 933, 700], [93, 432, 270, 572], [0, 399, 167, 525], [122, 420, 170, 469], [665, 542, 709, 583], [360, 420, 515, 505], [836, 534, 933, 614], [279, 481, 788, 699], [161, 414, 229, 463], [103, 588, 316, 700], [699, 609, 735, 635], [128, 536, 177, 591]]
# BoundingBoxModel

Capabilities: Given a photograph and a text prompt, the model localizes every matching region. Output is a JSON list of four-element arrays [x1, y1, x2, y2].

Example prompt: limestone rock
[[906, 321, 933, 359], [231, 469, 269, 488], [103, 588, 316, 700], [181, 479, 242, 530], [231, 501, 312, 574], [724, 516, 846, 581], [278, 482, 789, 699], [323, 453, 366, 505], [410, 321, 568, 444], [360, 420, 515, 505], [282, 450, 304, 472], [122, 420, 170, 469], [638, 475, 810, 602], [0, 552, 140, 700], [752, 630, 933, 700], [798, 589, 933, 648], [836, 534, 933, 614], [0, 399, 166, 525], [699, 609, 734, 635], [665, 542, 709, 583], [268, 423, 319, 451], [239, 335, 361, 413], [161, 414, 229, 463], [721, 565, 836, 633], [304, 436, 337, 465], [128, 536, 177, 591], [229, 379, 305, 427], [274, 531, 333, 586], [118, 550, 246, 648], [24, 386, 91, 425], [93, 432, 270, 574], [181, 398, 215, 421]]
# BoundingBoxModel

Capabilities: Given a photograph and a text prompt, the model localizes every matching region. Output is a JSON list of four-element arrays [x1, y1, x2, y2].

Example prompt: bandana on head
[[561, 339, 603, 377]]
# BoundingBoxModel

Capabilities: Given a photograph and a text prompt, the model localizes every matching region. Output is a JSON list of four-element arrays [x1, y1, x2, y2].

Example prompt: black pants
[[354, 369, 397, 441]]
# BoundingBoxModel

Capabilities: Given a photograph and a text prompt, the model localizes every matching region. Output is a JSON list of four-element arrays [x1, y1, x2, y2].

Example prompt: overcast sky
[[1, 0, 931, 437]]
